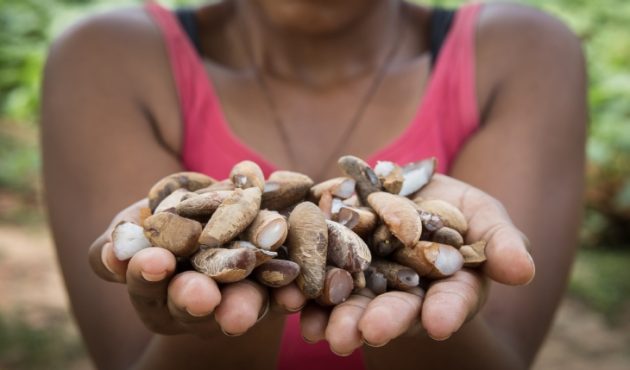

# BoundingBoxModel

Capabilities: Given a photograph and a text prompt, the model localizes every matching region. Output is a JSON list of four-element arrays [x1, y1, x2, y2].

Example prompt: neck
[[233, 0, 405, 88]]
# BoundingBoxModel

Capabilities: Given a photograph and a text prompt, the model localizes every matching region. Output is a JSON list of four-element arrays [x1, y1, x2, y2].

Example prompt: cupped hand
[[88, 199, 307, 337], [301, 174, 535, 355]]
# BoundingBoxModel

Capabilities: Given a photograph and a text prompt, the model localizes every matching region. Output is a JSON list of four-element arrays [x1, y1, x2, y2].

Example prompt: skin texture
[[41, 1, 585, 370]]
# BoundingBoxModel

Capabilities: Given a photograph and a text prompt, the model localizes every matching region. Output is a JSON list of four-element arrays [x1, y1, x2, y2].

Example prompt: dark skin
[[41, 0, 586, 369]]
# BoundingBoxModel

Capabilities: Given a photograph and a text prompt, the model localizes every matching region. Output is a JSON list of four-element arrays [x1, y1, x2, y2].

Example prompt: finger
[[300, 303, 329, 344], [127, 247, 180, 334], [325, 290, 374, 356], [464, 199, 535, 286], [419, 175, 535, 285], [358, 290, 422, 347], [89, 234, 127, 283], [88, 199, 150, 283], [421, 269, 486, 341], [167, 271, 221, 336], [415, 173, 467, 202], [271, 283, 307, 313], [214, 280, 268, 336]]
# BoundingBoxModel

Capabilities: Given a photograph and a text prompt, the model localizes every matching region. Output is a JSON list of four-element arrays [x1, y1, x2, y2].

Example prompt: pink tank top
[[146, 2, 482, 369]]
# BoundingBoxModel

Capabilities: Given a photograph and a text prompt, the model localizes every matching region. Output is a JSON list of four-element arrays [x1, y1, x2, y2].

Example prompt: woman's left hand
[[300, 174, 536, 355]]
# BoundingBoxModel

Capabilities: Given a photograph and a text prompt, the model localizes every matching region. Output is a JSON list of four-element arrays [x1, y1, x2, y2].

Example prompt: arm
[[375, 4, 586, 367], [41, 9, 183, 368], [43, 10, 305, 370], [302, 4, 586, 369], [452, 3, 586, 364]]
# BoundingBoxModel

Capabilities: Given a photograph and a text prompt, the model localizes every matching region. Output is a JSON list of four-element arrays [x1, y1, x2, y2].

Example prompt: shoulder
[[49, 7, 161, 61], [471, 2, 586, 125], [43, 6, 183, 154], [475, 2, 585, 85], [45, 6, 171, 99]]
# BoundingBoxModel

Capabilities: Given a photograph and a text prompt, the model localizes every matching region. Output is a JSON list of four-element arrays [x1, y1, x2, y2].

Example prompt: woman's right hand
[[88, 199, 307, 337]]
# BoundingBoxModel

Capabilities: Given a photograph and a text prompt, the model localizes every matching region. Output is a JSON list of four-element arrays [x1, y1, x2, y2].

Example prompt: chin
[[251, 0, 381, 35]]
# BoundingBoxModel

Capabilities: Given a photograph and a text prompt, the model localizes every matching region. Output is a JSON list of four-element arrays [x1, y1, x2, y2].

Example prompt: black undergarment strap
[[176, 7, 456, 68], [175, 8, 202, 55], [430, 8, 456, 67]]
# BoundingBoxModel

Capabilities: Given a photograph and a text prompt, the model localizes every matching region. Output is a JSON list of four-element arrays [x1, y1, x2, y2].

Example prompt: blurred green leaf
[[569, 249, 630, 320], [0, 311, 85, 370], [0, 0, 628, 247]]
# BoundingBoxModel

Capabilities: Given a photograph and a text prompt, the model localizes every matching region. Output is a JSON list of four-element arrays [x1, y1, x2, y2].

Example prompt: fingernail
[[302, 336, 317, 344], [427, 332, 451, 341], [525, 253, 536, 284], [285, 303, 306, 313], [186, 307, 211, 318], [221, 328, 244, 337], [141, 270, 166, 282], [257, 300, 270, 322], [101, 243, 115, 274], [330, 346, 353, 357], [361, 337, 388, 348]]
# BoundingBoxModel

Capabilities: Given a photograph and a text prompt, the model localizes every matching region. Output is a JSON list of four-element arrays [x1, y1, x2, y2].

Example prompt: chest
[[205, 57, 432, 180]]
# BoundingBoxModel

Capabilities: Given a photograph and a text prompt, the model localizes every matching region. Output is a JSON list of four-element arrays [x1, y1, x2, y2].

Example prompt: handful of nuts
[[112, 156, 487, 306]]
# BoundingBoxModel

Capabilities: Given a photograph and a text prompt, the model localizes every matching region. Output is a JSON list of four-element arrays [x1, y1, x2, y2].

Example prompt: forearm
[[364, 315, 526, 370]]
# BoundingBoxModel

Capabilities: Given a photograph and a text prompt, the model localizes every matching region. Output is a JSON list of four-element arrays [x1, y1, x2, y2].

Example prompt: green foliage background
[[1, 0, 629, 301], [0, 0, 628, 368], [4, 0, 628, 243]]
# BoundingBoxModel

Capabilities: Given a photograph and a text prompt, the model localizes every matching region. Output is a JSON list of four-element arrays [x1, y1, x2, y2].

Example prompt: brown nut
[[175, 190, 233, 219], [432, 227, 464, 248], [326, 220, 371, 273], [143, 212, 202, 257], [370, 259, 420, 290], [198, 188, 261, 248], [414, 199, 468, 235], [370, 224, 403, 257], [191, 247, 257, 283], [318, 191, 334, 219], [254, 259, 301, 288], [148, 172, 215, 212], [336, 206, 377, 237], [287, 202, 328, 299], [367, 192, 422, 248], [242, 210, 288, 251], [364, 267, 387, 295], [195, 179, 236, 194], [392, 241, 464, 279], [352, 271, 366, 292], [460, 240, 487, 267], [262, 171, 314, 210], [309, 177, 356, 201], [316, 267, 354, 306], [154, 188, 193, 214], [374, 161, 404, 195], [230, 160, 265, 192], [338, 155, 381, 203], [226, 240, 277, 267]]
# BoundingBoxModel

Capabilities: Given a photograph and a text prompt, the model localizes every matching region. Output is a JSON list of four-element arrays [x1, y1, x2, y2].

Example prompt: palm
[[301, 174, 535, 354]]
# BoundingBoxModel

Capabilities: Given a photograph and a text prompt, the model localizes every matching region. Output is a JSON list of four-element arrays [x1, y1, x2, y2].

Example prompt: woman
[[41, 0, 586, 369]]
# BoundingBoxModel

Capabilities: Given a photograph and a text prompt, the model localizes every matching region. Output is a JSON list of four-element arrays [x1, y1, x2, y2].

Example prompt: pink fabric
[[146, 2, 482, 369]]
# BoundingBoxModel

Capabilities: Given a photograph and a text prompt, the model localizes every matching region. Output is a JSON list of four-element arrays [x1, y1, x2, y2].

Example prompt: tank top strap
[[145, 1, 276, 179]]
